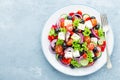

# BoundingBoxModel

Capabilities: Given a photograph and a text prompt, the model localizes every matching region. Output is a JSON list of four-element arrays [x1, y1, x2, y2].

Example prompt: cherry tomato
[[85, 17, 91, 21], [84, 36, 91, 43], [100, 45, 106, 52], [59, 18, 65, 28], [103, 41, 106, 46], [51, 25, 57, 29], [65, 24, 73, 32], [77, 10, 82, 15], [55, 45, 63, 54], [48, 35, 55, 42], [91, 19, 97, 27], [95, 52, 100, 57], [61, 58, 71, 65], [66, 38, 73, 46], [69, 31, 74, 35], [94, 30, 99, 36], [98, 41, 106, 52], [88, 62, 94, 66], [82, 53, 87, 59], [87, 43, 95, 50], [69, 12, 74, 16]]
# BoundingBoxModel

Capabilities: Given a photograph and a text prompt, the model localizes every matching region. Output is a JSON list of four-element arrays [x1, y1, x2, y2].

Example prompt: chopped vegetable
[[83, 27, 91, 36], [56, 39, 64, 45], [48, 10, 106, 68], [73, 19, 80, 27], [80, 59, 89, 66], [71, 59, 81, 68]]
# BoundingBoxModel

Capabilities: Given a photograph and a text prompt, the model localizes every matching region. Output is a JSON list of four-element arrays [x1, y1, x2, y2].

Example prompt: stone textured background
[[0, 0, 119, 80]]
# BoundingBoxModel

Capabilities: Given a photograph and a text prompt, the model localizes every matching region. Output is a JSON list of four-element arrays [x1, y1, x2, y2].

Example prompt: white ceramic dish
[[41, 5, 114, 76]]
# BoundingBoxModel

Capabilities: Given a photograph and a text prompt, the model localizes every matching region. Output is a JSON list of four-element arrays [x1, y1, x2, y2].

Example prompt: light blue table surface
[[0, 0, 120, 80]]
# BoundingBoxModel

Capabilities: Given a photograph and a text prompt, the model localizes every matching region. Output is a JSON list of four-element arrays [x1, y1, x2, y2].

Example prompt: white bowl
[[41, 5, 114, 76]]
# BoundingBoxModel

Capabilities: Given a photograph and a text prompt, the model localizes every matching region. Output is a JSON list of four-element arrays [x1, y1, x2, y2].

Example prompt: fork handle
[[105, 32, 112, 69]]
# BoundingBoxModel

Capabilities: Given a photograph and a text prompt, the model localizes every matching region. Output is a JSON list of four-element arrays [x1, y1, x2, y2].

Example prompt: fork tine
[[101, 14, 108, 27]]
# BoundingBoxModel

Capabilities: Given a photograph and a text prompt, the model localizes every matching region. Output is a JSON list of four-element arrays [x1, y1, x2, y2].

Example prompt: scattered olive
[[91, 16, 96, 19], [92, 57, 98, 61], [80, 19, 84, 24], [58, 55, 63, 60], [67, 16, 72, 20], [62, 43, 67, 50], [55, 28, 60, 33], [94, 24, 100, 30], [90, 33, 95, 37], [93, 47, 98, 53], [80, 51, 84, 56], [69, 64, 75, 69]]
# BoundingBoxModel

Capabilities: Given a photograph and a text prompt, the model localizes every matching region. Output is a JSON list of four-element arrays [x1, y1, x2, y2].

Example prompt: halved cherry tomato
[[65, 24, 73, 32], [85, 17, 91, 21], [100, 45, 106, 52], [69, 31, 74, 35], [69, 12, 74, 16], [59, 18, 65, 28], [77, 10, 82, 15], [48, 35, 55, 42], [94, 30, 99, 36], [84, 36, 91, 43], [61, 58, 71, 65], [66, 38, 73, 46], [55, 45, 63, 55], [91, 19, 97, 27], [87, 43, 95, 50], [88, 62, 94, 66], [98, 41, 106, 52], [82, 53, 87, 59], [103, 41, 106, 46], [51, 25, 57, 29]]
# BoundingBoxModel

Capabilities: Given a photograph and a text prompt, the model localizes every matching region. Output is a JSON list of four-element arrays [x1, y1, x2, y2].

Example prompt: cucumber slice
[[80, 59, 89, 66], [95, 52, 102, 58], [82, 14, 90, 21], [98, 39, 104, 45], [91, 51, 95, 57]]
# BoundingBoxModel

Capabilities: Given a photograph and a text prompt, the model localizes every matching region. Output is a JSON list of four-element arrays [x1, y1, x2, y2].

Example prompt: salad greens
[[48, 10, 106, 69]]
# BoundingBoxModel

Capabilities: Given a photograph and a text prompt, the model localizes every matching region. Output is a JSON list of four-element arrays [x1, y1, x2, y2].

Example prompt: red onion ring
[[91, 29, 99, 39]]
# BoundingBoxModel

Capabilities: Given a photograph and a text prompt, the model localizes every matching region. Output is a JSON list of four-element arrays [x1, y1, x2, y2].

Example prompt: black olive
[[58, 55, 63, 60], [51, 47, 55, 51], [90, 33, 95, 37], [91, 16, 96, 19], [62, 43, 67, 50], [79, 19, 84, 24], [69, 64, 75, 69], [92, 57, 98, 61], [74, 29, 79, 33], [80, 51, 84, 56], [93, 47, 98, 53], [67, 16, 72, 20], [55, 28, 60, 33], [94, 24, 100, 30]]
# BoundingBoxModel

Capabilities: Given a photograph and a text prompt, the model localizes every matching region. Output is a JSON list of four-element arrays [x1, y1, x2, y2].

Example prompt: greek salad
[[48, 10, 106, 68]]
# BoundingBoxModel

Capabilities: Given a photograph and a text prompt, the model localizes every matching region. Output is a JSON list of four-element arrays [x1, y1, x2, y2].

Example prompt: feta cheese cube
[[91, 37, 98, 44], [64, 20, 72, 26], [71, 33, 80, 40], [58, 32, 65, 40], [65, 32, 70, 41], [64, 51, 73, 59], [78, 23, 85, 30], [72, 50, 80, 57], [85, 20, 93, 29]]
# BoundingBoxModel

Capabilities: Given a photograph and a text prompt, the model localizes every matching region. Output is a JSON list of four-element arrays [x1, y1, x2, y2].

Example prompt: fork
[[100, 14, 112, 69]]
